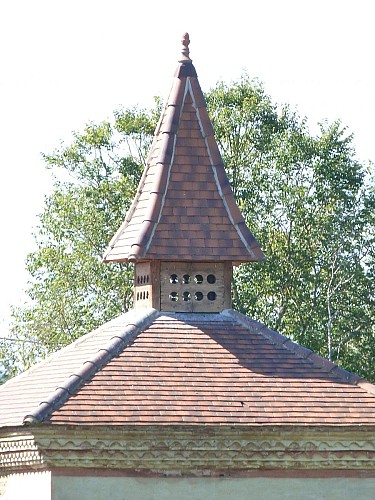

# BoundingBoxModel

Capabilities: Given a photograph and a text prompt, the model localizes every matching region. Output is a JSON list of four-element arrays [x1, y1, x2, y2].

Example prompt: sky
[[0, 0, 374, 336]]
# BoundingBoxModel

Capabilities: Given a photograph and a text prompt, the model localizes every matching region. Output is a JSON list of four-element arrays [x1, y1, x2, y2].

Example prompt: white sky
[[0, 0, 374, 334]]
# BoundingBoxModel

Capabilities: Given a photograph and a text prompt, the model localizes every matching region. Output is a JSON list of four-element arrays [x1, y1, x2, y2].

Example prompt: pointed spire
[[103, 35, 264, 265]]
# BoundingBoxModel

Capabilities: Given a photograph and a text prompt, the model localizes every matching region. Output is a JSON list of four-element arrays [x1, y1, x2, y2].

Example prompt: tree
[[2, 107, 157, 373], [206, 78, 374, 379], [3, 78, 374, 381]]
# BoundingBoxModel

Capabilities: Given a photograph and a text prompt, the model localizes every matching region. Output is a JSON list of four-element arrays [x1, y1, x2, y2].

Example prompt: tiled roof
[[1, 34, 374, 436], [103, 34, 264, 263], [2, 309, 375, 427], [0, 309, 158, 427]]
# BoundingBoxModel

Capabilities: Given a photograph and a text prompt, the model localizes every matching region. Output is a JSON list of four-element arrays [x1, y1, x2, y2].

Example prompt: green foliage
[[0, 365, 9, 385], [3, 107, 157, 375], [206, 77, 374, 380], [3, 79, 374, 382]]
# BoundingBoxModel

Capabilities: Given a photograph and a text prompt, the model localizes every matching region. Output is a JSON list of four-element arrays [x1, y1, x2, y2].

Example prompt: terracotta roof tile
[[2, 310, 375, 428], [12, 311, 375, 427], [103, 39, 264, 264], [0, 309, 159, 427]]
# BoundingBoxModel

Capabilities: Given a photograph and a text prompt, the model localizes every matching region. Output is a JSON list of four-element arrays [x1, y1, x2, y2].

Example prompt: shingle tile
[[20, 312, 373, 427], [103, 47, 264, 264]]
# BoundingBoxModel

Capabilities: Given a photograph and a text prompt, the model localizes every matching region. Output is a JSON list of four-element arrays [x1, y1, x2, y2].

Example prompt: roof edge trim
[[131, 133, 178, 260], [138, 78, 191, 260], [23, 309, 160, 425], [223, 309, 373, 388], [102, 159, 151, 262], [188, 79, 265, 262]]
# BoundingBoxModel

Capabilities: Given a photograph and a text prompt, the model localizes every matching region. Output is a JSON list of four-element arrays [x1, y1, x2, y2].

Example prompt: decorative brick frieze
[[0, 433, 44, 473], [3, 426, 374, 473]]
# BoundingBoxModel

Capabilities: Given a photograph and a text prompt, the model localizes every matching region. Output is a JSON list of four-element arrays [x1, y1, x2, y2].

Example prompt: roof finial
[[179, 32, 192, 62]]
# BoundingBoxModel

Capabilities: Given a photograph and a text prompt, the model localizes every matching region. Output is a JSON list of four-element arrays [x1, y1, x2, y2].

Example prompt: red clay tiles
[[103, 42, 264, 264], [48, 313, 375, 425], [2, 309, 374, 427], [0, 309, 159, 427], [1, 35, 374, 437]]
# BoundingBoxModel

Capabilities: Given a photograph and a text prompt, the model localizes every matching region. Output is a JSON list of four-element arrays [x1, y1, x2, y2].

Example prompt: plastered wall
[[52, 475, 375, 500]]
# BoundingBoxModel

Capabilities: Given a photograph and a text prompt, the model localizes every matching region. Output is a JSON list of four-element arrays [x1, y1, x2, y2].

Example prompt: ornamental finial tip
[[180, 32, 191, 62]]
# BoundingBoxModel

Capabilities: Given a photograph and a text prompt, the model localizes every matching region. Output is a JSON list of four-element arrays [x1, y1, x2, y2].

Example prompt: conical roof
[[103, 33, 264, 263]]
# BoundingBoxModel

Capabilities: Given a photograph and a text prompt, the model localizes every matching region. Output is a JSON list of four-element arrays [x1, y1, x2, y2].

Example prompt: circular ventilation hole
[[195, 291, 204, 301], [207, 274, 216, 284], [194, 274, 203, 284], [182, 291, 191, 302], [169, 291, 179, 302], [207, 291, 217, 301], [170, 274, 178, 284], [182, 274, 191, 284]]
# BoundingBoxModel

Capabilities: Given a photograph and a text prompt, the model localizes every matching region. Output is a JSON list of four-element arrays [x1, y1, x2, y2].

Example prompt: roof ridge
[[138, 80, 191, 260], [189, 79, 264, 261], [0, 313, 131, 390], [23, 308, 160, 425], [102, 139, 156, 261], [102, 73, 184, 262], [223, 309, 375, 391], [103, 68, 189, 262]]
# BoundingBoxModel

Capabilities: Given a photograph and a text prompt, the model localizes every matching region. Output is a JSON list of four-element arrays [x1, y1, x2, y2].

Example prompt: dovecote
[[104, 33, 264, 312], [134, 261, 232, 312]]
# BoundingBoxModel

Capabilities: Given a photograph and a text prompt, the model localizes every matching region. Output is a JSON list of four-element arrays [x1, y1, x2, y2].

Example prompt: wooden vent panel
[[160, 262, 231, 312]]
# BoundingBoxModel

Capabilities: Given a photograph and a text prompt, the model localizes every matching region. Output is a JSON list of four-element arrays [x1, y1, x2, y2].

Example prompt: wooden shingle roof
[[1, 309, 375, 427], [103, 33, 264, 263]]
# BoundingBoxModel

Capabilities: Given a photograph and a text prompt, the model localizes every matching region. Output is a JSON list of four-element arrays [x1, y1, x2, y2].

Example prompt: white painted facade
[[53, 476, 375, 500], [1, 471, 51, 500], [2, 473, 375, 500]]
